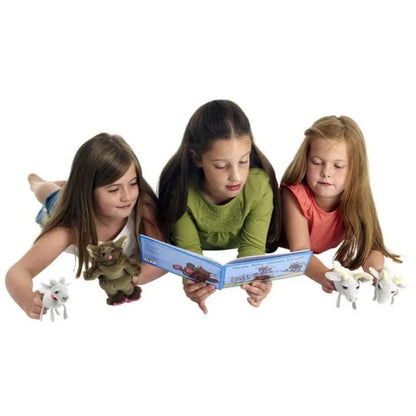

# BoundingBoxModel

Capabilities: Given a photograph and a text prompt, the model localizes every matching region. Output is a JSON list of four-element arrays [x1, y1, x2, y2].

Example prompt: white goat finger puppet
[[325, 261, 373, 309], [369, 267, 406, 305], [39, 278, 70, 322]]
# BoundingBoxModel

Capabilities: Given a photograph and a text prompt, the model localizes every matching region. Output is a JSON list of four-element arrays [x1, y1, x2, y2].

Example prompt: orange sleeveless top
[[282, 183, 345, 254]]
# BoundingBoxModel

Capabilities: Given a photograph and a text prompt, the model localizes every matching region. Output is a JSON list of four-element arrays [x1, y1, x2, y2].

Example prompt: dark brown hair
[[158, 99, 281, 252]]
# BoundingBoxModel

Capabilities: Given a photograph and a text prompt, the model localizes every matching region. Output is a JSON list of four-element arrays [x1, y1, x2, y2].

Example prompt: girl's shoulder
[[281, 182, 312, 200], [281, 183, 314, 215], [244, 167, 272, 192], [37, 225, 77, 250]]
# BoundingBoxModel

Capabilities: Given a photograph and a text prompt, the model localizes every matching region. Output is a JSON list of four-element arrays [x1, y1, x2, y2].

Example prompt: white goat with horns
[[369, 267, 405, 305], [39, 278, 70, 322], [325, 261, 373, 309]]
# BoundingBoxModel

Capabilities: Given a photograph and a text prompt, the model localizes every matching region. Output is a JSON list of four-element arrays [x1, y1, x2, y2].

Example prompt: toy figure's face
[[93, 163, 139, 221], [334, 278, 360, 303], [194, 136, 251, 205], [306, 138, 349, 211], [96, 243, 123, 266], [376, 280, 398, 304], [52, 286, 69, 303]]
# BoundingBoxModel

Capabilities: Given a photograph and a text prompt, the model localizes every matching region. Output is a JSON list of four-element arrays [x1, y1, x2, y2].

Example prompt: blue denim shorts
[[35, 189, 60, 225]]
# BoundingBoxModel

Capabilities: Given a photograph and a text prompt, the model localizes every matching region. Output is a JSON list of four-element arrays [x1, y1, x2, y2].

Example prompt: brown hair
[[281, 115, 401, 268], [37, 133, 157, 276], [158, 99, 281, 252]]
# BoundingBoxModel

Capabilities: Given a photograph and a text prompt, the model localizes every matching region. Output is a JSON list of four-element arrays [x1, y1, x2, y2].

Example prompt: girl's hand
[[241, 280, 272, 307], [321, 276, 336, 294], [26, 291, 46, 320], [183, 280, 216, 314]]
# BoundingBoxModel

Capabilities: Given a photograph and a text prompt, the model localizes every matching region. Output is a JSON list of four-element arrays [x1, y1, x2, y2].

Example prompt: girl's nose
[[229, 165, 241, 182], [120, 187, 131, 201], [320, 164, 331, 177]]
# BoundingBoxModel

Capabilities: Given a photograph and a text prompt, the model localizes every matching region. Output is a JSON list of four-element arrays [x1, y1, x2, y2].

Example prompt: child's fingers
[[247, 297, 261, 307], [242, 280, 271, 295], [241, 281, 271, 307], [321, 277, 335, 293], [27, 291, 45, 319], [183, 280, 208, 293], [192, 285, 216, 301], [131, 275, 140, 285], [183, 281, 215, 308], [198, 300, 209, 314]]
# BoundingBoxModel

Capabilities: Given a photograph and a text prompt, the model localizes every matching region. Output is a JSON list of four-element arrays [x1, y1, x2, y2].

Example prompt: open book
[[139, 235, 313, 289]]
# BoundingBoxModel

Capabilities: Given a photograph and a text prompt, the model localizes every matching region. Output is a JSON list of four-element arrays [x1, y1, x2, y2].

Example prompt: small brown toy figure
[[84, 236, 142, 305]]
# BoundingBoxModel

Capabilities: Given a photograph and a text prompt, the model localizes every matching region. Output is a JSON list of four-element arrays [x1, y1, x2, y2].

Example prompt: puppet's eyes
[[378, 283, 382, 289], [54, 290, 60, 294], [356, 284, 360, 289], [342, 285, 348, 290], [391, 290, 396, 294], [111, 248, 116, 253]]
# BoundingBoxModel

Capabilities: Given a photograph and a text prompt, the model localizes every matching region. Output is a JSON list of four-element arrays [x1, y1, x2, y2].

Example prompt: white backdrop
[[1, 1, 414, 415]]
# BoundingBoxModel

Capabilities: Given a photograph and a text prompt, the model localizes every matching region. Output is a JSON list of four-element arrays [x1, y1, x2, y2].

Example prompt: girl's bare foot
[[28, 174, 65, 204]]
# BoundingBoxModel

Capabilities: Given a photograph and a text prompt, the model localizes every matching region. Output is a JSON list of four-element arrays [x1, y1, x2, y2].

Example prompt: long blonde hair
[[281, 115, 401, 269], [37, 133, 157, 277]]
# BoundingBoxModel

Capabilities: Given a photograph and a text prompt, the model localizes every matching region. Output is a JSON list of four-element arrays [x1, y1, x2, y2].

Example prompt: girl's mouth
[[226, 184, 241, 192]]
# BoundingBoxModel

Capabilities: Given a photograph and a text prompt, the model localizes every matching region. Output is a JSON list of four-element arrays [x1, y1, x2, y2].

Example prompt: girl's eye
[[215, 165, 227, 170], [239, 160, 249, 165], [108, 188, 118, 193]]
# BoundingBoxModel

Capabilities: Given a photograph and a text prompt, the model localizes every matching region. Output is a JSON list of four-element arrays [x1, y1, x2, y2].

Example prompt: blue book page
[[139, 235, 223, 289], [221, 251, 312, 288]]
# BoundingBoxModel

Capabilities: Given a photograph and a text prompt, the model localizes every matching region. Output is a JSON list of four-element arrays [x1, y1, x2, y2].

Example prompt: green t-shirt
[[172, 167, 273, 258]]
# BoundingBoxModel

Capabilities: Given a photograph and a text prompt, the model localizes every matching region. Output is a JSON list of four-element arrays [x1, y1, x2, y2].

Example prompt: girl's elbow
[[5, 264, 33, 290]]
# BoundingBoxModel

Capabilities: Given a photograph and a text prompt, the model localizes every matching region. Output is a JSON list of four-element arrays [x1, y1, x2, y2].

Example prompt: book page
[[222, 251, 312, 288], [140, 235, 223, 288]]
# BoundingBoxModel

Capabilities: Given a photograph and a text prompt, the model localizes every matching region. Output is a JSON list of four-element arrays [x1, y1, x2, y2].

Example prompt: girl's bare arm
[[6, 226, 75, 318], [282, 188, 335, 292]]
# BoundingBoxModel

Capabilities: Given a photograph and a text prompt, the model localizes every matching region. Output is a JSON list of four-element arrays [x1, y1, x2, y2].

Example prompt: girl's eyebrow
[[211, 150, 251, 162], [104, 176, 138, 188], [310, 155, 348, 162]]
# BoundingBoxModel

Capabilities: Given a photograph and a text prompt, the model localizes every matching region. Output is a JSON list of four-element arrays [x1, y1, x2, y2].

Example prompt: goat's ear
[[394, 277, 407, 289], [58, 277, 71, 286], [49, 279, 58, 286], [40, 282, 51, 292], [87, 244, 99, 258], [325, 271, 342, 282]]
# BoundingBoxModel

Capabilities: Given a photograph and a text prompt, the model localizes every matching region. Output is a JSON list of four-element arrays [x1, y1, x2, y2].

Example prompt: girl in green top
[[158, 100, 281, 313]]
